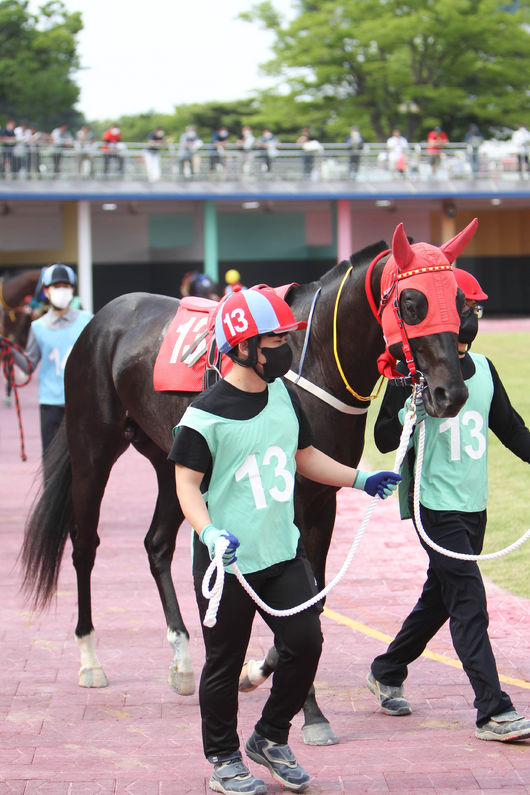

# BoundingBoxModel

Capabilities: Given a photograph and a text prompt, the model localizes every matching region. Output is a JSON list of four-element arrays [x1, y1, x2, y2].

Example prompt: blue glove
[[353, 470, 402, 499], [199, 524, 240, 565]]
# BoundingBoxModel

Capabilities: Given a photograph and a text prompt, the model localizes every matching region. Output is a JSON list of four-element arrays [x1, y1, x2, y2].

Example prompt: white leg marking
[[76, 630, 108, 688], [167, 628, 195, 695]]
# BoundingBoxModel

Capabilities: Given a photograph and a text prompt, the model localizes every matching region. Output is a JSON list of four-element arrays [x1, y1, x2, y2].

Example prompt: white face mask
[[48, 286, 73, 309]]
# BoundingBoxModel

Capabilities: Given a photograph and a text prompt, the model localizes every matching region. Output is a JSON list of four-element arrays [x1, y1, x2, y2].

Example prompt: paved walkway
[[1, 370, 530, 794]]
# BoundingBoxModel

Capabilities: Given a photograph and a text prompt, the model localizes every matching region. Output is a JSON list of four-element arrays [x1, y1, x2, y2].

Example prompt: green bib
[[178, 379, 300, 574], [408, 353, 493, 512]]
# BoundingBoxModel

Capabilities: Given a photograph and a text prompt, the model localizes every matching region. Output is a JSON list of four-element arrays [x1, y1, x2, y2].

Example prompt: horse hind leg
[[130, 425, 195, 696], [70, 422, 129, 688]]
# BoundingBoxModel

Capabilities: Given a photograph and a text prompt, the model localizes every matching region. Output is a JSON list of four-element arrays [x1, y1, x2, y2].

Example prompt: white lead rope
[[202, 398, 530, 627]]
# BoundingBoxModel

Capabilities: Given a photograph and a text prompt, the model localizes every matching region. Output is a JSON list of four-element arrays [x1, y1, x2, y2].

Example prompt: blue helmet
[[42, 263, 76, 287]]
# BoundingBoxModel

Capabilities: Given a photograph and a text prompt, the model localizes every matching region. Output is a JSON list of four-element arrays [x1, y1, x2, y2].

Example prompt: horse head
[[379, 218, 478, 417]]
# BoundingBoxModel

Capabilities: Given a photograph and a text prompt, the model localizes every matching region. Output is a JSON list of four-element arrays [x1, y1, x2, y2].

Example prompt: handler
[[169, 285, 401, 794], [9, 263, 92, 454], [367, 268, 530, 742]]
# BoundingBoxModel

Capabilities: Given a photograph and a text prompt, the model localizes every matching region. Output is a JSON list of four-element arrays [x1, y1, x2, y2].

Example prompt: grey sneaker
[[210, 754, 267, 794], [366, 671, 411, 716], [476, 709, 530, 742], [245, 730, 310, 792]]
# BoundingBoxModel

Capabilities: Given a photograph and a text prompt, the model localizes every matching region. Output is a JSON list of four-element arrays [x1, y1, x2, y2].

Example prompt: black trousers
[[193, 538, 323, 761], [371, 504, 513, 726], [40, 404, 65, 454]]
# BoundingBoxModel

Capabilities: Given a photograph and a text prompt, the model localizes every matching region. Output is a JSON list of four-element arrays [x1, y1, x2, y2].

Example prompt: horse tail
[[20, 421, 74, 610]]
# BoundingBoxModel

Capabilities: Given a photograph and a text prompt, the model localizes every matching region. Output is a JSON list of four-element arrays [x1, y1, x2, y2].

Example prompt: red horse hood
[[381, 218, 478, 349]]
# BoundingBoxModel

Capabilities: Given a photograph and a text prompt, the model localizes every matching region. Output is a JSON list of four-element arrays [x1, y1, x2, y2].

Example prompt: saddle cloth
[[153, 285, 297, 393]]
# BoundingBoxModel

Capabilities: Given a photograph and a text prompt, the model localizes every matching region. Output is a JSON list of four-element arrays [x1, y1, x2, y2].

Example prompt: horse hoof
[[169, 669, 195, 696], [302, 721, 339, 746], [3, 396, 11, 407], [78, 666, 108, 688], [239, 660, 267, 692]]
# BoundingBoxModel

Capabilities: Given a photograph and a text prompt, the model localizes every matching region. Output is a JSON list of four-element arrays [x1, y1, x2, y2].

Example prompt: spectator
[[237, 125, 255, 176], [26, 123, 45, 177], [426, 125, 449, 176], [386, 128, 409, 177], [257, 127, 279, 173], [210, 125, 229, 173], [465, 124, 483, 179], [50, 123, 73, 176], [511, 123, 530, 178], [13, 121, 29, 176], [345, 125, 364, 179], [177, 125, 202, 177], [9, 264, 93, 456], [75, 124, 95, 178], [102, 123, 124, 176], [145, 125, 165, 182], [297, 127, 322, 179], [0, 119, 16, 177]]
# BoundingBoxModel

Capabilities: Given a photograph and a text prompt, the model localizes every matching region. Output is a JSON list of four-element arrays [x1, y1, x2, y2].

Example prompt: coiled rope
[[202, 387, 530, 627], [0, 335, 33, 461]]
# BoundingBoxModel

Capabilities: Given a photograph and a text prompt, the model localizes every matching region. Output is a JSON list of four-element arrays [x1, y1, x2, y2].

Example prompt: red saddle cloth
[[153, 297, 232, 392], [152, 285, 298, 392]]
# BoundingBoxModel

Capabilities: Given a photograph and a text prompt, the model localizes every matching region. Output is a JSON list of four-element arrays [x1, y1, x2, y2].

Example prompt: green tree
[[0, 0, 83, 130], [241, 0, 530, 141]]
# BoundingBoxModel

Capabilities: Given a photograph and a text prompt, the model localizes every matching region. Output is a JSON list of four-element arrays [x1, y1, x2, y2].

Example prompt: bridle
[[365, 250, 454, 384]]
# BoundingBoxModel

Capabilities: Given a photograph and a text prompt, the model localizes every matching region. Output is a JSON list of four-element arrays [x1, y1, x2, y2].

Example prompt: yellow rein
[[0, 279, 17, 322], [332, 266, 384, 403]]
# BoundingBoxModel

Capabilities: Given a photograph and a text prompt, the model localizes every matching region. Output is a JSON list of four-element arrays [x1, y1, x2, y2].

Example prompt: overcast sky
[[29, 0, 294, 121]]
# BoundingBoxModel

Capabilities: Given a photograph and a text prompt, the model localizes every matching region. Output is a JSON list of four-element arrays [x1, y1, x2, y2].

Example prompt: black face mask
[[256, 342, 293, 383], [458, 311, 478, 346]]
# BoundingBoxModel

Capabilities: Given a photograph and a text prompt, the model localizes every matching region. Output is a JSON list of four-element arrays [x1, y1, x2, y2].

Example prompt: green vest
[[402, 353, 493, 514], [178, 379, 300, 574]]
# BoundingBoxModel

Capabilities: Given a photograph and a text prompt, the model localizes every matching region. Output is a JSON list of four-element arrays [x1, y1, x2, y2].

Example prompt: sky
[[29, 0, 295, 121]]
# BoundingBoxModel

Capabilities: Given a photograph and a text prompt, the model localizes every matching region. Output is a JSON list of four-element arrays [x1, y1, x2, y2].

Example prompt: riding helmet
[[215, 285, 307, 354], [42, 263, 77, 287]]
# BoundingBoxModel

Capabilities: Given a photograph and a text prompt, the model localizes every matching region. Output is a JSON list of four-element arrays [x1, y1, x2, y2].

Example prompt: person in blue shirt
[[169, 285, 401, 795], [11, 263, 92, 454], [367, 269, 530, 743]]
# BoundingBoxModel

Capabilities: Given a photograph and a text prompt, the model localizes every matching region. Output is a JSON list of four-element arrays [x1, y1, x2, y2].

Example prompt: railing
[[0, 140, 527, 183]]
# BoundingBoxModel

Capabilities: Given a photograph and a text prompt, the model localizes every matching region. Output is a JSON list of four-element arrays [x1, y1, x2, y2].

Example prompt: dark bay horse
[[21, 224, 474, 745], [0, 268, 43, 404]]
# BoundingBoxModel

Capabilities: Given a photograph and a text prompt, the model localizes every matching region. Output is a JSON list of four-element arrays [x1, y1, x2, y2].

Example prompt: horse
[[0, 268, 44, 405], [21, 220, 475, 747]]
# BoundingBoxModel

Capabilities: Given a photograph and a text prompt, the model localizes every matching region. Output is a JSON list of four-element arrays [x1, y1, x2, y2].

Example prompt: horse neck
[[2, 269, 41, 307], [294, 259, 386, 404]]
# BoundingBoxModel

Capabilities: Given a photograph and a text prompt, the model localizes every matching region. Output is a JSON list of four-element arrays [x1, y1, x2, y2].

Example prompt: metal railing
[[0, 140, 527, 183]]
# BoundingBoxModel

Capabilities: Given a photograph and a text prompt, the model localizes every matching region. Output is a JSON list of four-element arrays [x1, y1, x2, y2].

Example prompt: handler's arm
[[174, 464, 211, 535], [295, 445, 358, 487]]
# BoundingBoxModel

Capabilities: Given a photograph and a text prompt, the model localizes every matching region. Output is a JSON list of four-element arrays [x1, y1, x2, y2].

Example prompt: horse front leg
[[143, 449, 195, 696]]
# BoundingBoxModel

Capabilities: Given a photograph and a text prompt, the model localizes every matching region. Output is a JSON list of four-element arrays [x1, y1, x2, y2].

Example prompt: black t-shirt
[[168, 379, 314, 487]]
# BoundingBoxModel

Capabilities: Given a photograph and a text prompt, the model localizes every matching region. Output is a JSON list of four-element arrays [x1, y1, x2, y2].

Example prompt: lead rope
[[202, 413, 416, 627], [202, 386, 530, 626], [0, 335, 33, 461]]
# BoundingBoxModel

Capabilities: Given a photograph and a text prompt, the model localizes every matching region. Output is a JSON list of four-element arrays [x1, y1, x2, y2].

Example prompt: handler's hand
[[200, 524, 240, 565], [353, 470, 402, 499]]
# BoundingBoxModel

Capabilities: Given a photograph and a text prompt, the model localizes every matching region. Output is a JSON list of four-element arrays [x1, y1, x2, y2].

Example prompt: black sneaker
[[209, 754, 267, 794], [366, 671, 411, 716], [476, 710, 530, 742], [245, 731, 310, 792]]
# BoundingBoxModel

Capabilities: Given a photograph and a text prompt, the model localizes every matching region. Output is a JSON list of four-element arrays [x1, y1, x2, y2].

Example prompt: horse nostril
[[432, 384, 468, 416]]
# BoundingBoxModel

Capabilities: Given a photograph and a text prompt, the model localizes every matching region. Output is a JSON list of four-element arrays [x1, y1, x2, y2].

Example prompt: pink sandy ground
[[1, 318, 529, 793]]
